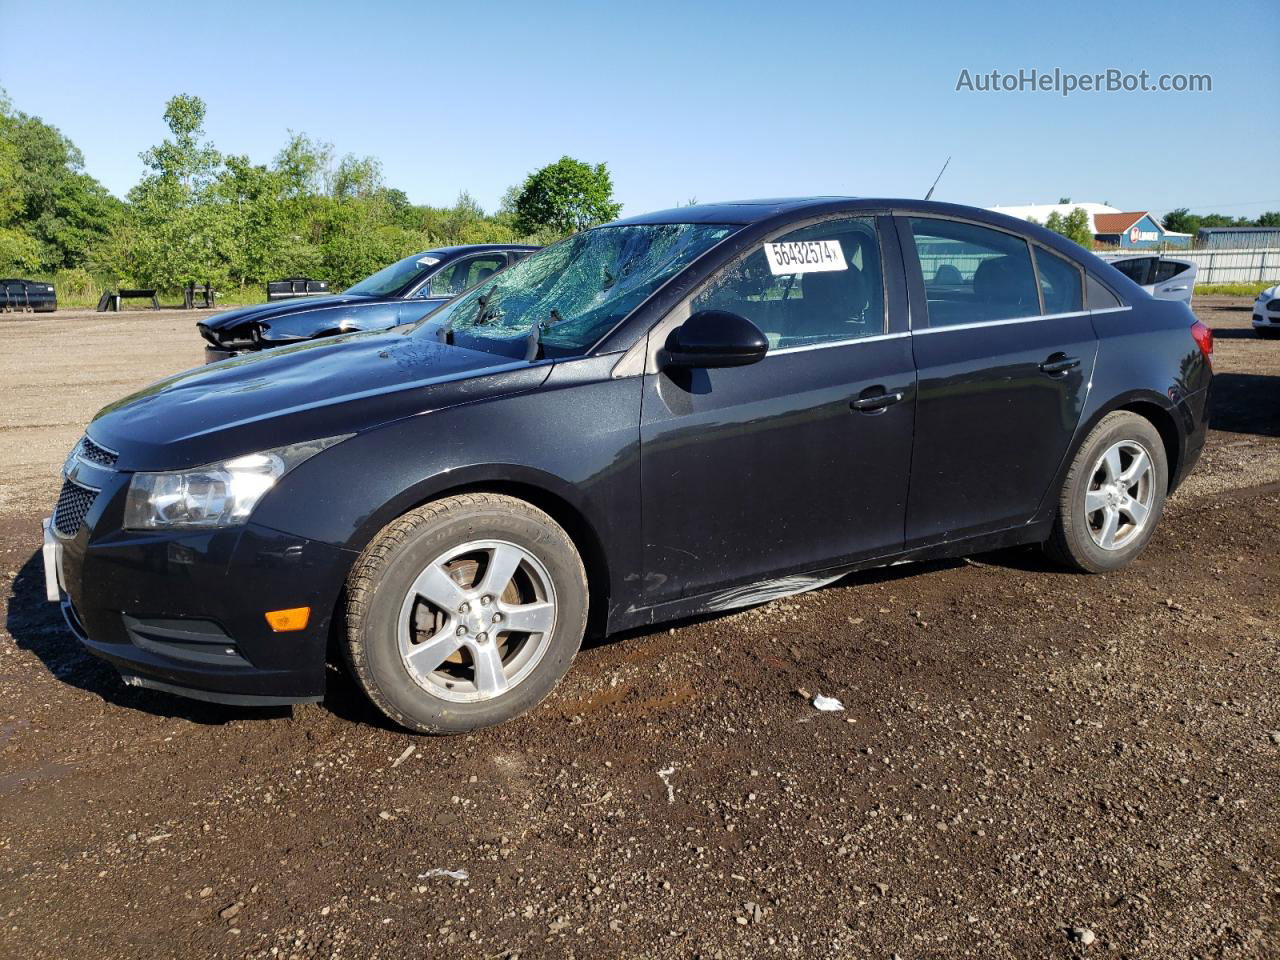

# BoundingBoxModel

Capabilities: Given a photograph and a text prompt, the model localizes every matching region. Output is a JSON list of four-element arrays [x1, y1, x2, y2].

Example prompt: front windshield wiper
[[436, 284, 498, 345]]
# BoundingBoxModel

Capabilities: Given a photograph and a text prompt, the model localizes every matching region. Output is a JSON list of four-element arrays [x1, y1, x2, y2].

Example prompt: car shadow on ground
[[1209, 372, 1280, 438], [1212, 327, 1266, 339], [6, 549, 290, 726]]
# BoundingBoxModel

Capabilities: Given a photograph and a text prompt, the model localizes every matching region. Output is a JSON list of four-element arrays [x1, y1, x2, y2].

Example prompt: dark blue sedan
[[47, 198, 1212, 733], [198, 244, 537, 362]]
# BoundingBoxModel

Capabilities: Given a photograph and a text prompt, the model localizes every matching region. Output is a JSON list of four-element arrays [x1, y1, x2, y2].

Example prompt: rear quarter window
[[1034, 247, 1083, 314], [1086, 274, 1122, 310]]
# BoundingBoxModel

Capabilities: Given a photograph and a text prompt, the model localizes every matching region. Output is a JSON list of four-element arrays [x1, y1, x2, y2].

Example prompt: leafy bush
[[53, 267, 99, 304], [1194, 282, 1274, 296]]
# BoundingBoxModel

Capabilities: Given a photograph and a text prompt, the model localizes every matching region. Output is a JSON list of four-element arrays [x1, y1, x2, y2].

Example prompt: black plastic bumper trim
[[118, 673, 322, 706]]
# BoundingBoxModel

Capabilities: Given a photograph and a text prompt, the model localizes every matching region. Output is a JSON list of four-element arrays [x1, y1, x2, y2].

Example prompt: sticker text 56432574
[[763, 240, 846, 276]]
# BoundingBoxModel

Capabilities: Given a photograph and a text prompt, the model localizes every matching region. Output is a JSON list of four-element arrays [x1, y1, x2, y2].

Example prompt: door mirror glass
[[663, 310, 768, 368]]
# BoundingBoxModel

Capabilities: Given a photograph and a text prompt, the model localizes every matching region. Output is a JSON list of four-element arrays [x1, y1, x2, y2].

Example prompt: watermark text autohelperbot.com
[[955, 68, 1212, 97]]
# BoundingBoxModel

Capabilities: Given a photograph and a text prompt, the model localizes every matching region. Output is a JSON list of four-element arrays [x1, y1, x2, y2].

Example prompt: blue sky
[[2, 0, 1276, 219]]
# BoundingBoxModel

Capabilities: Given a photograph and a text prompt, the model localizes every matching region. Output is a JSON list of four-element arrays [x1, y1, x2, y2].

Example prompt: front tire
[[344, 493, 588, 734], [1045, 411, 1168, 573]]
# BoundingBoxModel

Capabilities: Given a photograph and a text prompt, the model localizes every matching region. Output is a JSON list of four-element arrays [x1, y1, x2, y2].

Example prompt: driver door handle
[[1039, 354, 1080, 375], [851, 390, 904, 412]]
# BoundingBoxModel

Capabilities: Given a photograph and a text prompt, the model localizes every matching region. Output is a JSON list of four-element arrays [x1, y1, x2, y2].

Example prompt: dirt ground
[[0, 299, 1276, 959]]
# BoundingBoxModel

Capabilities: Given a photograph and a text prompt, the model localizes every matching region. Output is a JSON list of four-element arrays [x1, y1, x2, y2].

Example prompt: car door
[[638, 215, 915, 604], [1150, 258, 1195, 304], [898, 215, 1098, 547]]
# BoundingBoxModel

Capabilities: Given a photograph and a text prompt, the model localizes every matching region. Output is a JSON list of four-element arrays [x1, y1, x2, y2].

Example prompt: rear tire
[[1045, 412, 1168, 573], [344, 493, 588, 734]]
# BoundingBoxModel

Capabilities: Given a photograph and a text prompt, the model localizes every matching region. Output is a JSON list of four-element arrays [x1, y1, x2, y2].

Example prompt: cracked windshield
[[421, 223, 737, 353]]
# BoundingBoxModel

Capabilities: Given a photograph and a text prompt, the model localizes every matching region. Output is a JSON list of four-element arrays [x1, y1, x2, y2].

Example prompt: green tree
[[1043, 208, 1093, 249], [1161, 208, 1198, 235], [514, 156, 621, 234], [0, 87, 122, 273], [1258, 211, 1280, 228], [122, 93, 229, 289]]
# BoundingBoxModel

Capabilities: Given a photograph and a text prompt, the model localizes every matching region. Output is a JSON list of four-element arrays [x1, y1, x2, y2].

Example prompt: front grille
[[78, 435, 118, 467], [53, 479, 98, 537], [1268, 300, 1280, 313]]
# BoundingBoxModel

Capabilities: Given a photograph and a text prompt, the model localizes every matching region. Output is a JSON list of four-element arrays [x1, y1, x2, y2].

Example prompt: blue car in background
[[198, 244, 538, 362]]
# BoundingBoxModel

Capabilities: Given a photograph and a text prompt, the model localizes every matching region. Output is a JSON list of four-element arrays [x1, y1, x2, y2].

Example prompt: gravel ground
[[0, 298, 1276, 959]]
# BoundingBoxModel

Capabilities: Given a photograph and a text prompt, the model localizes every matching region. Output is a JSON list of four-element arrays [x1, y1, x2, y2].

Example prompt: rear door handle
[[1039, 354, 1080, 375], [850, 389, 904, 412]]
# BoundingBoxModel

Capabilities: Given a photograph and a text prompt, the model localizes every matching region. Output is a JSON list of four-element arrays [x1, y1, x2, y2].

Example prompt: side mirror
[[663, 310, 769, 369]]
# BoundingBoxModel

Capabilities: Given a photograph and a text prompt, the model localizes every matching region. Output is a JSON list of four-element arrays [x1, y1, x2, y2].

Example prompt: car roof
[[610, 197, 1057, 229], [612, 198, 859, 226], [423, 244, 541, 258]]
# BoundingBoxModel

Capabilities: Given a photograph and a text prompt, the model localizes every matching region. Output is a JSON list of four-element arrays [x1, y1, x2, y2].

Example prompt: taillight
[[1191, 320, 1213, 367]]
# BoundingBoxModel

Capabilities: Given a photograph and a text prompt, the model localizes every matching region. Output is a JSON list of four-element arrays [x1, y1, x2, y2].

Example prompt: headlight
[[123, 436, 349, 530]]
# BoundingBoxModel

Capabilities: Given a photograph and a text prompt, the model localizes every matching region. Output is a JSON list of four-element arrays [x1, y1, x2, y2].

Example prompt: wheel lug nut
[[492, 613, 502, 624], [477, 632, 488, 643], [480, 595, 491, 606], [456, 626, 467, 636], [459, 602, 470, 614]]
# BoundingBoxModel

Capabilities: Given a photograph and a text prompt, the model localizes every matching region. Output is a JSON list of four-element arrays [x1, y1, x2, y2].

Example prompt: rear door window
[[1152, 259, 1187, 283], [692, 217, 885, 348], [1111, 257, 1154, 286], [427, 255, 507, 298], [1034, 247, 1083, 314], [907, 218, 1040, 327]]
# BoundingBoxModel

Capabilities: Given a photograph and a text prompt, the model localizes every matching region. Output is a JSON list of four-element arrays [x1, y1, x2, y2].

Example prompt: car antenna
[[924, 156, 951, 201]]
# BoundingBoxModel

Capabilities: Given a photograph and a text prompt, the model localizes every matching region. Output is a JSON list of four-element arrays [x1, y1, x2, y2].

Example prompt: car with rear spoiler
[[198, 244, 538, 362]]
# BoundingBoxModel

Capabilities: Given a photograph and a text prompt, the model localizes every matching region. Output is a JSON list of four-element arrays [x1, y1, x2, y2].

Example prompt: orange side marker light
[[265, 607, 311, 632]]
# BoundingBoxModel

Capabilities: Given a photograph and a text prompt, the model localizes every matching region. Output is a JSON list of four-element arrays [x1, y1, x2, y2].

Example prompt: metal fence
[[1180, 248, 1280, 285]]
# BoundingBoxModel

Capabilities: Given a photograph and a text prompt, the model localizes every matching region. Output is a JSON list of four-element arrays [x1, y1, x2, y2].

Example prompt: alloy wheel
[[397, 539, 557, 702], [1085, 440, 1155, 551]]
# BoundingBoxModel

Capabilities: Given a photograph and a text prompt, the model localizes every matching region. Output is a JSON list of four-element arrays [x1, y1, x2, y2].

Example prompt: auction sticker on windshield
[[763, 240, 846, 275]]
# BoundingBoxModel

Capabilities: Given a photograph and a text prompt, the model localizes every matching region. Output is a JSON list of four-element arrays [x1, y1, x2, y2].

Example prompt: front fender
[[250, 354, 645, 617]]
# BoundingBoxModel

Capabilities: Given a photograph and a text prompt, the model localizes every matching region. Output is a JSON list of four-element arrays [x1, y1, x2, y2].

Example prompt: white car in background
[[1254, 285, 1280, 337], [1099, 254, 1197, 306]]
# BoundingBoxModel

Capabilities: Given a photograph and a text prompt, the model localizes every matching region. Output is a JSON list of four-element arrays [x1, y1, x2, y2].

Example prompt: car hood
[[200, 295, 384, 333], [89, 328, 550, 472], [1259, 285, 1278, 301]]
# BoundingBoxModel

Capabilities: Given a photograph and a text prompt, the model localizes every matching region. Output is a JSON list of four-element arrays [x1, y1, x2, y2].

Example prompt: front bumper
[[204, 345, 242, 364], [43, 497, 356, 705], [1252, 302, 1279, 328]]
